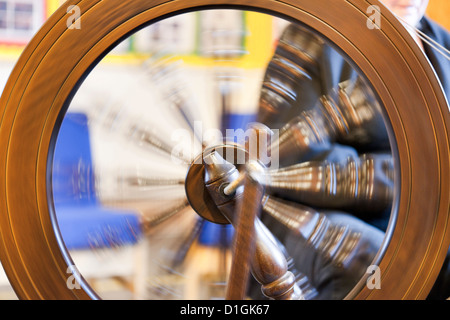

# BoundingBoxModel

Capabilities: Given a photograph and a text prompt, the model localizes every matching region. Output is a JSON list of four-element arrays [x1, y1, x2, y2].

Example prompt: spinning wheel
[[0, 0, 449, 300]]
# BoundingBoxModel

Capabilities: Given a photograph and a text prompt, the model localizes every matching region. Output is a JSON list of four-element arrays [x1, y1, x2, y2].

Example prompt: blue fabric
[[52, 112, 98, 206], [198, 223, 234, 247], [55, 205, 141, 250], [52, 112, 142, 250], [223, 113, 257, 132]]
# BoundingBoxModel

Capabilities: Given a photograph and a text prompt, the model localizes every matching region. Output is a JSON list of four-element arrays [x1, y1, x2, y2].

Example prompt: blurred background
[[0, 0, 448, 300]]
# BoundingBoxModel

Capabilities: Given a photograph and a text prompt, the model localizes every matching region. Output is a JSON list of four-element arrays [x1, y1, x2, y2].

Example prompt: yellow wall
[[426, 0, 450, 31], [46, 0, 63, 17]]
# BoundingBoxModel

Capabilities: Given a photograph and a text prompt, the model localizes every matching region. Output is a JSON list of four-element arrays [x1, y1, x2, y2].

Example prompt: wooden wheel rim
[[0, 0, 448, 300]]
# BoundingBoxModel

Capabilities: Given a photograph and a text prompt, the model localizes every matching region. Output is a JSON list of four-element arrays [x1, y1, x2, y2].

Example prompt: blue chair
[[52, 112, 142, 250]]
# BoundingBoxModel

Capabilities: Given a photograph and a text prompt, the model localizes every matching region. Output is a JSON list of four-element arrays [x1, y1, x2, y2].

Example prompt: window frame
[[0, 0, 46, 45]]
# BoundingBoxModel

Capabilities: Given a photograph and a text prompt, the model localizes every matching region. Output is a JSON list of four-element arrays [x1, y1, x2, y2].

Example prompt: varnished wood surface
[[0, 0, 448, 300], [225, 175, 263, 300]]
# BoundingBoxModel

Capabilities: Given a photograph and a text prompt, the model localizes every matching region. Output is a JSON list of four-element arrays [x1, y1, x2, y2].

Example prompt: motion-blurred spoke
[[121, 176, 185, 188], [142, 199, 191, 231]]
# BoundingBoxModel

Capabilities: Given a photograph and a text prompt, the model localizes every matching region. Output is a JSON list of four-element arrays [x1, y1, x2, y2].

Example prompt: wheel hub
[[185, 144, 248, 224]]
